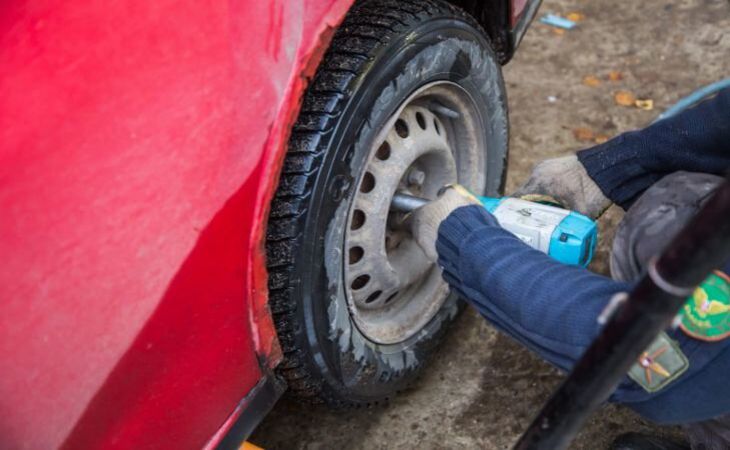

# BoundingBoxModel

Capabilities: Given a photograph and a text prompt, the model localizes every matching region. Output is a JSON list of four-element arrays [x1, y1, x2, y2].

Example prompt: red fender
[[0, 1, 352, 448]]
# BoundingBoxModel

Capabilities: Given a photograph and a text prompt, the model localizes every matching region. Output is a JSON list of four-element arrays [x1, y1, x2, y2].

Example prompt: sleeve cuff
[[577, 135, 662, 209], [435, 204, 499, 286]]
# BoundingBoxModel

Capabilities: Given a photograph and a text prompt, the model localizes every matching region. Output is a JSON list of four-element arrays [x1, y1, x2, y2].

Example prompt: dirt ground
[[251, 0, 730, 448]]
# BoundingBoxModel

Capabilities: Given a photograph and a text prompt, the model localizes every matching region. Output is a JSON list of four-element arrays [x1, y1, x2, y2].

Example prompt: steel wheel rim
[[344, 81, 487, 344]]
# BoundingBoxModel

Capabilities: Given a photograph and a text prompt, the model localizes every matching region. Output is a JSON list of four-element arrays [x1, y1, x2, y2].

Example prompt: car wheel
[[266, 0, 508, 406]]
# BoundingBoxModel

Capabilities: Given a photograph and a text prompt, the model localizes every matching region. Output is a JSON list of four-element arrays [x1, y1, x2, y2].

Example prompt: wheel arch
[[446, 0, 512, 62], [445, 0, 542, 63]]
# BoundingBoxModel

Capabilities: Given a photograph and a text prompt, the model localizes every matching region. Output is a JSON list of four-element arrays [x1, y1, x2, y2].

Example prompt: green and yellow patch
[[680, 271, 730, 342]]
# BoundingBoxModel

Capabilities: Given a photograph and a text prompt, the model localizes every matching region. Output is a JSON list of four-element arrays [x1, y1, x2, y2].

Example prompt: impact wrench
[[391, 189, 598, 267]]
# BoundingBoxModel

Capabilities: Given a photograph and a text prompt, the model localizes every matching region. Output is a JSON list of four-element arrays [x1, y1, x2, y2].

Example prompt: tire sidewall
[[297, 16, 508, 402]]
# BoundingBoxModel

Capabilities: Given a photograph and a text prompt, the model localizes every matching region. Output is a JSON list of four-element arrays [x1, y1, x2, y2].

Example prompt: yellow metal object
[[240, 442, 264, 450]]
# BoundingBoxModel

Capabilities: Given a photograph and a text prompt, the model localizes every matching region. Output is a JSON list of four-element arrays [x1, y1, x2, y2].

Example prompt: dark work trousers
[[610, 171, 730, 450]]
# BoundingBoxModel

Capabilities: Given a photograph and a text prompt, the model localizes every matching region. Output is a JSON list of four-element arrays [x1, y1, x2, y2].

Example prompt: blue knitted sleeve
[[577, 87, 730, 209], [436, 205, 630, 372]]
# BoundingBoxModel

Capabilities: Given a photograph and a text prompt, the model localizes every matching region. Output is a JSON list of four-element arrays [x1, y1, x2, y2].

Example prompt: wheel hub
[[344, 82, 486, 344]]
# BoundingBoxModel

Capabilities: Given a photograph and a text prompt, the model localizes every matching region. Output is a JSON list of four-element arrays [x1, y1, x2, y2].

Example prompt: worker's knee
[[610, 171, 724, 282]]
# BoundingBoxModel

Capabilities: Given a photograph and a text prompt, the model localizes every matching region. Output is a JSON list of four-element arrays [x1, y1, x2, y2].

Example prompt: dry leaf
[[583, 75, 602, 87], [552, 28, 565, 36], [608, 71, 623, 81], [635, 99, 654, 110], [614, 90, 636, 106], [594, 135, 610, 144], [566, 12, 585, 22], [573, 127, 594, 141]]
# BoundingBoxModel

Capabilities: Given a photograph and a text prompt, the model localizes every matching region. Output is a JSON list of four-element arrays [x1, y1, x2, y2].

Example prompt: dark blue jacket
[[436, 88, 730, 424]]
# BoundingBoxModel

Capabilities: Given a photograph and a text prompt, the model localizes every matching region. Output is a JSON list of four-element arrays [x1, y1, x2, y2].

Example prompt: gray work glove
[[514, 154, 612, 219], [410, 186, 479, 262]]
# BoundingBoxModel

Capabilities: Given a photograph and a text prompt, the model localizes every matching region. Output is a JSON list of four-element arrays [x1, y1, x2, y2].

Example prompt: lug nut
[[407, 169, 426, 186]]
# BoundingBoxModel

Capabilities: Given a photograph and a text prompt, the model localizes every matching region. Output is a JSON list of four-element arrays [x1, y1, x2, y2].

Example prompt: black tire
[[266, 0, 508, 407]]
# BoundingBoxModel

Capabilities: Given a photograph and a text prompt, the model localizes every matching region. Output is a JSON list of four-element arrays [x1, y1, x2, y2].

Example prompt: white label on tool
[[492, 198, 569, 254]]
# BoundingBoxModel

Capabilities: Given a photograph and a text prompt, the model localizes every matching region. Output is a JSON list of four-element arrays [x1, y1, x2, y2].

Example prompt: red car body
[[0, 1, 536, 448]]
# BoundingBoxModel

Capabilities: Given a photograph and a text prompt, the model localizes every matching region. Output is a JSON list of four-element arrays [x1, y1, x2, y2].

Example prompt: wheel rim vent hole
[[416, 112, 427, 130], [395, 119, 409, 138], [385, 291, 398, 304], [365, 290, 382, 304], [351, 274, 370, 290], [351, 209, 365, 230], [349, 246, 364, 265], [376, 142, 391, 160], [360, 172, 375, 193], [433, 119, 441, 135]]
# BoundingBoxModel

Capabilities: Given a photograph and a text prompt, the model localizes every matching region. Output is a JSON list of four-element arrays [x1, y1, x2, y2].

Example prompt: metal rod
[[514, 176, 730, 450], [391, 193, 429, 212]]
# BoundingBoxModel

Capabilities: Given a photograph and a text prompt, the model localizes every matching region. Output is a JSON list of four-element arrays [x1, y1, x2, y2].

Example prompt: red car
[[0, 0, 539, 448]]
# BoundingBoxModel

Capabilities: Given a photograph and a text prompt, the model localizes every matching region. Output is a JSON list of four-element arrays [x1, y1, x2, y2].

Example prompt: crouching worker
[[410, 88, 730, 450]]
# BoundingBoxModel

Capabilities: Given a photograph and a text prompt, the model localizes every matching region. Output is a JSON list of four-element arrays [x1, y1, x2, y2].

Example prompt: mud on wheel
[[266, 0, 508, 406]]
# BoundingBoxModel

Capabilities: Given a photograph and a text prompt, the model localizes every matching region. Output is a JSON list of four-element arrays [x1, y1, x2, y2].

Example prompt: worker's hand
[[514, 154, 611, 219], [410, 186, 479, 262]]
